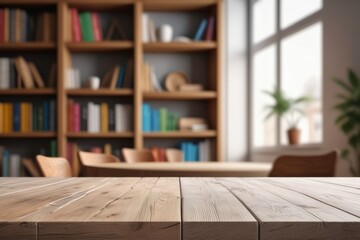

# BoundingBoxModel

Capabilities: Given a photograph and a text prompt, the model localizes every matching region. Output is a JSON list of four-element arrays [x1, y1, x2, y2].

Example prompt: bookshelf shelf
[[66, 41, 133, 52], [143, 91, 217, 100], [66, 89, 133, 96], [143, 42, 216, 53], [143, 131, 217, 138], [0, 132, 56, 138], [67, 132, 134, 138], [0, 42, 56, 51], [0, 89, 56, 96]]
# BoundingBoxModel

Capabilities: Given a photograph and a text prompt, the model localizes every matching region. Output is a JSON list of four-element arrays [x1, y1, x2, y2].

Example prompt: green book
[[32, 106, 37, 131], [160, 108, 167, 132], [79, 12, 94, 42], [172, 113, 179, 131], [38, 107, 43, 131], [50, 140, 57, 157]]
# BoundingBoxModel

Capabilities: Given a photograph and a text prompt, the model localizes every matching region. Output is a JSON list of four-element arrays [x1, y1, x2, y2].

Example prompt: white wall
[[224, 0, 360, 176]]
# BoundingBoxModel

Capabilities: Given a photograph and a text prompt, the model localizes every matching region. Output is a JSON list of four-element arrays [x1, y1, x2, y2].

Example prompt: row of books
[[142, 62, 162, 92], [0, 101, 56, 133], [0, 57, 56, 89], [0, 8, 56, 43], [0, 141, 56, 177], [67, 100, 132, 133], [69, 9, 127, 42], [181, 140, 210, 162], [194, 16, 215, 41], [142, 103, 179, 132]]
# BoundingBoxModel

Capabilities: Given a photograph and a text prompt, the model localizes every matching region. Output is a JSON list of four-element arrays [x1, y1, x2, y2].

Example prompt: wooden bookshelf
[[0, 132, 56, 138], [0, 0, 223, 162], [0, 89, 56, 95]]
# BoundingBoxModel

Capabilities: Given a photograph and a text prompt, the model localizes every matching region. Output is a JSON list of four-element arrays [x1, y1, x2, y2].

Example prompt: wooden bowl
[[165, 72, 189, 91]]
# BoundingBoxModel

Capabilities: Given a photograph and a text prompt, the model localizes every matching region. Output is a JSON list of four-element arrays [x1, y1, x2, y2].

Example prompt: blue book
[[194, 19, 208, 41], [2, 150, 10, 177], [49, 100, 56, 131], [151, 109, 156, 131], [116, 65, 126, 88], [142, 104, 152, 132], [154, 110, 160, 131], [194, 143, 199, 161], [142, 104, 147, 131], [13, 103, 20, 132], [184, 142, 189, 161], [181, 142, 186, 162]]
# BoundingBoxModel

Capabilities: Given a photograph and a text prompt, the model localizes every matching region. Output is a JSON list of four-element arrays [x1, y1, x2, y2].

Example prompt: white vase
[[158, 24, 173, 42], [89, 76, 100, 90]]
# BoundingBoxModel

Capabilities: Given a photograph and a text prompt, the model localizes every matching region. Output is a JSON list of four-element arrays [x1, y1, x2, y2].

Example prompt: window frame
[[248, 0, 324, 152]]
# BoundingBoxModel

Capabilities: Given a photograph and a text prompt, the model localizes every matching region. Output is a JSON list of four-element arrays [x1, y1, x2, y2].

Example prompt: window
[[251, 0, 323, 148]]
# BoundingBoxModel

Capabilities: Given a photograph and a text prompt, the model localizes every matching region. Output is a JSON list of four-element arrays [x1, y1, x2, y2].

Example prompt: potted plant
[[333, 69, 360, 176], [263, 87, 311, 145]]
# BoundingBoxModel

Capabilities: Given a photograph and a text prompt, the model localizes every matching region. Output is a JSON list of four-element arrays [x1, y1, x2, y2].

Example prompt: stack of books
[[0, 8, 56, 42], [70, 9, 102, 42], [0, 101, 56, 133], [181, 140, 210, 162], [193, 16, 215, 41], [67, 100, 132, 133], [142, 103, 179, 132], [0, 57, 55, 89], [0, 141, 56, 177]]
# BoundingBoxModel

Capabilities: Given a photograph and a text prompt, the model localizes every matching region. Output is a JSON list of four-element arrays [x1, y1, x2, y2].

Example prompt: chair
[[78, 151, 119, 167], [269, 151, 337, 177], [122, 148, 155, 163], [36, 155, 72, 177], [166, 148, 183, 162]]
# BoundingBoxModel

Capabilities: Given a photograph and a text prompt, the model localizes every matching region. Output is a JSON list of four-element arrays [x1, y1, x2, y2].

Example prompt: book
[[3, 8, 9, 42], [109, 66, 120, 89], [70, 8, 82, 42], [194, 19, 208, 41], [101, 102, 109, 132], [28, 62, 45, 88], [14, 9, 21, 42], [116, 65, 125, 88], [15, 57, 34, 89], [142, 14, 149, 43], [0, 58, 11, 89], [9, 154, 21, 177], [2, 149, 10, 176], [22, 158, 41, 177], [205, 16, 215, 41], [0, 9, 4, 42], [123, 59, 133, 88], [91, 12, 103, 41], [79, 12, 94, 42]]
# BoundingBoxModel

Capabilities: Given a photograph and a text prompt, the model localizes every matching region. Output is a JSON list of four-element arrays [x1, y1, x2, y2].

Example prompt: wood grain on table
[[0, 178, 359, 240]]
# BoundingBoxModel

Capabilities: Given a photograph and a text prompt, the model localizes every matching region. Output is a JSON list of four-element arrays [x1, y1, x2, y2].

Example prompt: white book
[[115, 104, 132, 132], [66, 69, 73, 89], [87, 102, 94, 132], [204, 139, 210, 162], [74, 69, 81, 88], [142, 14, 149, 43], [94, 104, 100, 132], [10, 154, 21, 177], [115, 104, 122, 132], [151, 67, 162, 91], [0, 58, 10, 89]]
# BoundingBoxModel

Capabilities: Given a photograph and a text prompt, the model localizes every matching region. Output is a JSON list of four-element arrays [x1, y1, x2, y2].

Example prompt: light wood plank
[[181, 178, 257, 240], [218, 178, 360, 240], [38, 178, 181, 240], [0, 178, 70, 195]]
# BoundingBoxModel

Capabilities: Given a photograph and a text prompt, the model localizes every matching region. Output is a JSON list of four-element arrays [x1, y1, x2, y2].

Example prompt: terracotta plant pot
[[287, 128, 300, 145]]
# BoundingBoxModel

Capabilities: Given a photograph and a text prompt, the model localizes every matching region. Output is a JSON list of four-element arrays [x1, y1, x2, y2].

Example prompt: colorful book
[[71, 8, 82, 42], [0, 9, 4, 42], [205, 16, 215, 41], [79, 12, 94, 42], [194, 19, 208, 41], [101, 102, 109, 132], [91, 12, 102, 41]]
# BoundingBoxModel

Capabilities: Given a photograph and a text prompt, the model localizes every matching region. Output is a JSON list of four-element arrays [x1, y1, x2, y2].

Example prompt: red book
[[70, 8, 82, 42], [74, 103, 81, 132], [0, 9, 4, 42], [205, 16, 215, 41], [91, 12, 102, 41], [67, 101, 73, 132]]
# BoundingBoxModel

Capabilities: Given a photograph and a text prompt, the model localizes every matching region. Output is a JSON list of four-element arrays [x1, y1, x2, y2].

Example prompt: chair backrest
[[269, 151, 337, 177], [166, 148, 183, 162], [122, 148, 155, 163], [78, 151, 119, 167], [36, 155, 72, 177]]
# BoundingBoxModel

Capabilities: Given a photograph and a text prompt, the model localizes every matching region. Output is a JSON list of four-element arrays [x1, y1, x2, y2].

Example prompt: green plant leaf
[[333, 78, 353, 93], [341, 119, 356, 134], [335, 113, 348, 125], [348, 134, 360, 148], [335, 94, 349, 100], [348, 69, 360, 88], [293, 96, 311, 104]]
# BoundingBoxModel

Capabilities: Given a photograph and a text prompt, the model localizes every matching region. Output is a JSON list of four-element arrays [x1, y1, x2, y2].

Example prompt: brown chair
[[122, 148, 155, 163], [78, 151, 119, 167], [36, 155, 72, 177], [165, 148, 183, 162], [269, 151, 337, 177]]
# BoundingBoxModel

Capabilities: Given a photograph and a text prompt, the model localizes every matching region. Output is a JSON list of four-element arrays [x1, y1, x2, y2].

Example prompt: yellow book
[[104, 143, 112, 155], [101, 102, 109, 133], [8, 104, 13, 132], [3, 104, 8, 133], [0, 103, 3, 133], [20, 103, 26, 132]]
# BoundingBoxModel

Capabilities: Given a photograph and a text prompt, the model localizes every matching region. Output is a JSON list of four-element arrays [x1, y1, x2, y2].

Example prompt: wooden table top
[[1, 177, 359, 240], [85, 162, 273, 177]]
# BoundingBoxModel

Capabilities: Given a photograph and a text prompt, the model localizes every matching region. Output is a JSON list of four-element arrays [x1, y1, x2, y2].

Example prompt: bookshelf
[[0, 0, 223, 171]]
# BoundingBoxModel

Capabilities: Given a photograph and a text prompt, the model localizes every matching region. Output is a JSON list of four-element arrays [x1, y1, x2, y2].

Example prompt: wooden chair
[[269, 151, 337, 177], [78, 151, 119, 167], [166, 148, 183, 162], [122, 148, 155, 163], [36, 155, 72, 177]]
